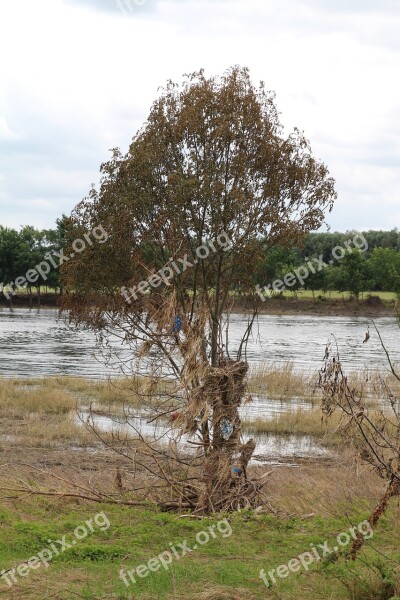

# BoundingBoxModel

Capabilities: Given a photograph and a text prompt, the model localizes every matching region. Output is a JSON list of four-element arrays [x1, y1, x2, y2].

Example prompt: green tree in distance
[[368, 247, 400, 296]]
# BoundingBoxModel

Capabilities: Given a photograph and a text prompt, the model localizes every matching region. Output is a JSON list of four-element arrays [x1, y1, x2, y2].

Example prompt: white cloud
[[0, 0, 399, 230]]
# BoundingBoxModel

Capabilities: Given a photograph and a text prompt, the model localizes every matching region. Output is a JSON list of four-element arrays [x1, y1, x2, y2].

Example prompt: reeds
[[243, 407, 342, 445], [0, 379, 75, 414], [247, 361, 314, 400]]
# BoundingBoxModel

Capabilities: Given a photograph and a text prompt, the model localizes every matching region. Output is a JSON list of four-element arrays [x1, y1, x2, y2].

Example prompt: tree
[[0, 224, 64, 305], [368, 247, 400, 294], [255, 246, 298, 290], [343, 251, 372, 298], [61, 66, 336, 513], [329, 251, 372, 298], [16, 226, 42, 305], [304, 266, 327, 299], [42, 217, 71, 293], [0, 226, 21, 306]]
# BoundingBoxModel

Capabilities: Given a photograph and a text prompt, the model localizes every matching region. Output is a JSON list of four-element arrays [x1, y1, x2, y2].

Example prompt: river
[[0, 308, 398, 378], [2, 308, 398, 463]]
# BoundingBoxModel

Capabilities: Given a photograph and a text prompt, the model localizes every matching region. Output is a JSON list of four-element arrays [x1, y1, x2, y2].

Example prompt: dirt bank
[[233, 295, 397, 317]]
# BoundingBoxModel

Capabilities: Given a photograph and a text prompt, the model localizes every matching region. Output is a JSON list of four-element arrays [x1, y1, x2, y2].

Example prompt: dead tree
[[318, 318, 400, 554]]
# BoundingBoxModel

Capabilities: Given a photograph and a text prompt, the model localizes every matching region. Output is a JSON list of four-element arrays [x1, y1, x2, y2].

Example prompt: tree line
[[256, 229, 400, 298], [0, 217, 68, 302], [1, 222, 399, 301]]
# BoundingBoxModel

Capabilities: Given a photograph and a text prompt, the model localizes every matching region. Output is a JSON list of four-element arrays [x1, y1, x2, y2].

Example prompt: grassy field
[[0, 496, 399, 599]]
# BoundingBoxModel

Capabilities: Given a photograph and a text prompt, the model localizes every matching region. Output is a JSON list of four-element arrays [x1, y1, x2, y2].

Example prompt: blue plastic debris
[[170, 315, 182, 334], [232, 466, 242, 475]]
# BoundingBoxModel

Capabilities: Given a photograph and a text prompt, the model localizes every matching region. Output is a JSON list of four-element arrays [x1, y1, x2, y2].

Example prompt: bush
[[365, 294, 383, 305]]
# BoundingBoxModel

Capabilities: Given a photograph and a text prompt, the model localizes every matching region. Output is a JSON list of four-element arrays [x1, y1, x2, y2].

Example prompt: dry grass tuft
[[256, 454, 387, 518], [243, 407, 342, 445], [18, 415, 96, 447], [248, 361, 314, 400], [247, 362, 400, 408], [244, 403, 397, 449], [194, 586, 257, 600], [0, 379, 76, 415], [22, 375, 148, 406]]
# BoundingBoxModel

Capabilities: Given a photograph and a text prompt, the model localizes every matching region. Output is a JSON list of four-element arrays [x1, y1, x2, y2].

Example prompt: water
[[77, 406, 328, 464], [0, 308, 398, 378], [227, 312, 399, 371], [3, 308, 397, 462], [0, 308, 106, 378]]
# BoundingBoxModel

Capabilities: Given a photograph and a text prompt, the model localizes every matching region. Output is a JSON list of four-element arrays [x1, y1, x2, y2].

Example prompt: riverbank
[[1, 376, 399, 599], [0, 292, 59, 308], [1, 292, 397, 316], [235, 294, 397, 317]]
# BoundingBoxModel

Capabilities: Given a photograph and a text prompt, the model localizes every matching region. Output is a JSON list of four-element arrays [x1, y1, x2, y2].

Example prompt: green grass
[[228, 289, 397, 300], [2, 287, 59, 295], [281, 290, 397, 300], [0, 497, 398, 599]]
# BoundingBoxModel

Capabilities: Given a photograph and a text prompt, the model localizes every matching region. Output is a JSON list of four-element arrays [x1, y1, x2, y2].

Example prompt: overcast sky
[[0, 0, 399, 233]]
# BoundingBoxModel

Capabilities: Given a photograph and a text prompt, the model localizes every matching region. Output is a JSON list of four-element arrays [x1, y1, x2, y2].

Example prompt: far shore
[[234, 295, 397, 317], [0, 292, 397, 318]]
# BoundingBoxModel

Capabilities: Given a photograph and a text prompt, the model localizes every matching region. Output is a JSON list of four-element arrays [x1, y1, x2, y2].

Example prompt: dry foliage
[[319, 318, 400, 555]]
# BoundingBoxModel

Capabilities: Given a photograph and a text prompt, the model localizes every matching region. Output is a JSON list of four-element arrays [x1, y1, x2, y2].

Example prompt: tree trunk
[[196, 360, 257, 513]]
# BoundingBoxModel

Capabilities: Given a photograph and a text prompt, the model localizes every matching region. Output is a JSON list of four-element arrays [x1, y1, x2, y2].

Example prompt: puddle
[[251, 433, 329, 463], [76, 404, 331, 465], [240, 395, 314, 420]]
